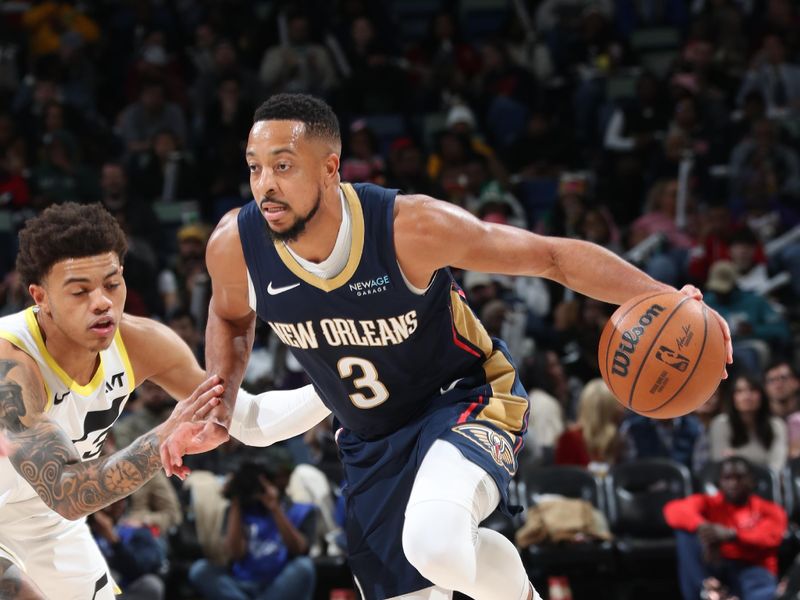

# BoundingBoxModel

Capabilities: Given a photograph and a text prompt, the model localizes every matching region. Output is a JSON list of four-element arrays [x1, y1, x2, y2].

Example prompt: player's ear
[[323, 152, 340, 185], [29, 283, 46, 309]]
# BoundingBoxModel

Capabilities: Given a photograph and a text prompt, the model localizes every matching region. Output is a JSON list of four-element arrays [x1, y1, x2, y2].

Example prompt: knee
[[188, 558, 213, 586], [402, 506, 470, 584], [287, 555, 316, 580], [136, 574, 165, 600]]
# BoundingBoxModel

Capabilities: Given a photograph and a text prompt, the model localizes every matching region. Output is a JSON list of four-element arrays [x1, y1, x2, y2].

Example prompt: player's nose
[[255, 168, 276, 197], [90, 288, 113, 312]]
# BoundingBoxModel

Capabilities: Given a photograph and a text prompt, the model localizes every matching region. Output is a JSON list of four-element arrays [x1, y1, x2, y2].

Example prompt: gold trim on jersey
[[0, 329, 29, 355], [24, 307, 105, 396], [272, 183, 365, 292], [0, 326, 55, 413], [449, 289, 527, 433], [0, 540, 26, 572], [114, 329, 135, 390]]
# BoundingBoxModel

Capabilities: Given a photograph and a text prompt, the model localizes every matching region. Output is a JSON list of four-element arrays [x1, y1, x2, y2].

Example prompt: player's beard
[[267, 189, 322, 243]]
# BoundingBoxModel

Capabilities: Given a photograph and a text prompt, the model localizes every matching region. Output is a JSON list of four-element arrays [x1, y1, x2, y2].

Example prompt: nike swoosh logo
[[440, 378, 464, 395], [267, 282, 301, 295]]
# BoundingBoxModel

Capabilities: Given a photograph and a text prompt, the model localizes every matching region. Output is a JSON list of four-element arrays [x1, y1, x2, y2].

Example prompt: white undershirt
[[245, 189, 430, 309], [285, 189, 351, 280]]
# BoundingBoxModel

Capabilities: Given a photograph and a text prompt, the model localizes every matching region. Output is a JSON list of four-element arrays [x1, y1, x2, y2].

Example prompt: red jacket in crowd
[[663, 492, 787, 574]]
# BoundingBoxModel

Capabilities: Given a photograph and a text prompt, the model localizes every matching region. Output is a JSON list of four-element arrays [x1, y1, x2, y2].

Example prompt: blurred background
[[1, 1, 800, 599]]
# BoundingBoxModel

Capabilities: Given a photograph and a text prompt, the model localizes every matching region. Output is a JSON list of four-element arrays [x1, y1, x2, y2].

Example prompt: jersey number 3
[[337, 357, 389, 409]]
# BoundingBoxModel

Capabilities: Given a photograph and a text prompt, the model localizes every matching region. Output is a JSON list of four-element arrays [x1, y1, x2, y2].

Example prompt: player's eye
[[106, 283, 121, 290], [72, 290, 87, 296], [275, 162, 291, 172], [248, 164, 259, 173]]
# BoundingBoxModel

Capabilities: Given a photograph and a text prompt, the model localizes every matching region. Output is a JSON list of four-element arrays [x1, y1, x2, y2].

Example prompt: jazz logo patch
[[452, 424, 517, 475]]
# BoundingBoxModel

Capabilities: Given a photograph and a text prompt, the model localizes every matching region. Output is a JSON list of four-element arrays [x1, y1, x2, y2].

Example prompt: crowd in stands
[[1, 1, 800, 598]]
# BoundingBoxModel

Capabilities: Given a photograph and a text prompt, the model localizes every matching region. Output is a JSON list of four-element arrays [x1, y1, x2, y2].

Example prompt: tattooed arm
[[0, 557, 47, 599], [0, 344, 222, 521]]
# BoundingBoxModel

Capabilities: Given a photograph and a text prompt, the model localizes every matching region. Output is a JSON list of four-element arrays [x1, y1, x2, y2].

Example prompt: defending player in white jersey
[[0, 202, 229, 600]]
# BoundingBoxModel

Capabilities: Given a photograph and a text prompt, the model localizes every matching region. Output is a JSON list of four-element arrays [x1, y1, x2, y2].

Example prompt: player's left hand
[[678, 284, 733, 378]]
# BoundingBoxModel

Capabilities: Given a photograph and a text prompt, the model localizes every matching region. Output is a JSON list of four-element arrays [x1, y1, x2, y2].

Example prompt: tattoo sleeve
[[0, 359, 163, 521]]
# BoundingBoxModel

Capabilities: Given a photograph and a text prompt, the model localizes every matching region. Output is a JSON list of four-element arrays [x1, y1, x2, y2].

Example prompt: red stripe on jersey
[[451, 322, 482, 357], [457, 396, 483, 424]]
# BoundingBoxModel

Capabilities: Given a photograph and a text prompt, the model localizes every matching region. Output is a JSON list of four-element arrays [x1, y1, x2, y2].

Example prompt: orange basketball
[[598, 291, 726, 419]]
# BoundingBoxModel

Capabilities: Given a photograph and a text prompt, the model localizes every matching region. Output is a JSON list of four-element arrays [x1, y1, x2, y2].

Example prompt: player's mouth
[[89, 317, 115, 336], [260, 201, 289, 223]]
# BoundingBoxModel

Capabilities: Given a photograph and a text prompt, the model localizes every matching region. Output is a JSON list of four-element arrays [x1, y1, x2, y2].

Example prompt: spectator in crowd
[[522, 368, 565, 466], [159, 223, 211, 325], [340, 120, 385, 184], [737, 34, 800, 118], [540, 172, 590, 238], [167, 309, 204, 365], [384, 137, 444, 197], [767, 362, 800, 458], [502, 110, 574, 179], [127, 128, 198, 203], [764, 360, 800, 420], [664, 456, 787, 600], [117, 78, 188, 155], [688, 205, 737, 285], [337, 15, 406, 113], [709, 373, 788, 472], [703, 260, 791, 373], [620, 413, 702, 470], [193, 39, 259, 115], [729, 118, 800, 208], [115, 381, 175, 448], [693, 389, 723, 474], [555, 378, 624, 473], [89, 498, 167, 600], [22, 1, 99, 60], [189, 460, 317, 600], [727, 227, 769, 293], [628, 179, 697, 286], [258, 11, 337, 97], [29, 129, 98, 208]]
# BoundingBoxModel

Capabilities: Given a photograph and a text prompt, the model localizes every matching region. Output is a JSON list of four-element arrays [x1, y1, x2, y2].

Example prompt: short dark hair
[[765, 358, 799, 379], [16, 202, 128, 286], [253, 93, 340, 147]]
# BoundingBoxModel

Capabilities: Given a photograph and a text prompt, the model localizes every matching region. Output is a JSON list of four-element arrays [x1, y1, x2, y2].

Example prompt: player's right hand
[[160, 420, 229, 479], [159, 376, 226, 478]]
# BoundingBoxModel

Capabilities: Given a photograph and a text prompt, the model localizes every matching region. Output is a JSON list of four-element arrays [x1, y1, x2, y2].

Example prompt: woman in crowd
[[554, 378, 625, 474], [709, 373, 787, 472]]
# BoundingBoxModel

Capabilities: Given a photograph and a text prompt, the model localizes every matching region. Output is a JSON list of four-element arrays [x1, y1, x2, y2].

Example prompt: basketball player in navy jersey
[[163, 94, 732, 600]]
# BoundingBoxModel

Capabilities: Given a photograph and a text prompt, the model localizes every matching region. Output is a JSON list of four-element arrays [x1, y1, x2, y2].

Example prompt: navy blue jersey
[[238, 183, 527, 440]]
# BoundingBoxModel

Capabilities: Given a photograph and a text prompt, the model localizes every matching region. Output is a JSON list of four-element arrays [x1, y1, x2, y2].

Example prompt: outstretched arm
[[393, 195, 732, 366], [0, 345, 222, 520]]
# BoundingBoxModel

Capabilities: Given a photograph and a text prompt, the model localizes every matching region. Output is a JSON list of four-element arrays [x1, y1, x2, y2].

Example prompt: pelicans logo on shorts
[[452, 424, 517, 475]]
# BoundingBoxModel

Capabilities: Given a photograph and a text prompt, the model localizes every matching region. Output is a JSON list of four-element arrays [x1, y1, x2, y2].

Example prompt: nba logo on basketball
[[655, 345, 691, 372]]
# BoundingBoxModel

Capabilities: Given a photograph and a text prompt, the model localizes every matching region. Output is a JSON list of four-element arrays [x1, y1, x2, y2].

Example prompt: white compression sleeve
[[229, 385, 331, 447]]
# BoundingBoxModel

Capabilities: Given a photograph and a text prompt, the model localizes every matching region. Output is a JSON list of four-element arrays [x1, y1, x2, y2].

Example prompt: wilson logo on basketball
[[611, 303, 666, 377]]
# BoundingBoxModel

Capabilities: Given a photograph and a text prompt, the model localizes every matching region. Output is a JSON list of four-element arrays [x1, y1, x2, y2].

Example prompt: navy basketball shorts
[[336, 362, 529, 599]]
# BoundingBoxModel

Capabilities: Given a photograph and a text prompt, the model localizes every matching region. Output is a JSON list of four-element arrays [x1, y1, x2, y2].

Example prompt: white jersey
[[0, 306, 133, 599], [0, 306, 135, 508]]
